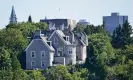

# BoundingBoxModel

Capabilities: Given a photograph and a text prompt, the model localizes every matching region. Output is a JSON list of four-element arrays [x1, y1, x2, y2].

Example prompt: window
[[66, 36, 69, 41], [31, 51, 36, 58], [69, 60, 72, 65], [69, 48, 72, 54], [31, 61, 35, 68], [41, 51, 45, 57], [57, 48, 63, 56], [41, 62, 45, 68], [54, 37, 58, 44]]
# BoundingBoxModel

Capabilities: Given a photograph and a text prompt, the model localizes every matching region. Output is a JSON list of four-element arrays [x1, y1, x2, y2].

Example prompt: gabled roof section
[[48, 30, 71, 45], [25, 38, 55, 51], [41, 37, 55, 51], [74, 32, 88, 46]]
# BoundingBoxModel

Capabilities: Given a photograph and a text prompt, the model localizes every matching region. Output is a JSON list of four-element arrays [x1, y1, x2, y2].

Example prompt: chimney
[[33, 30, 44, 39]]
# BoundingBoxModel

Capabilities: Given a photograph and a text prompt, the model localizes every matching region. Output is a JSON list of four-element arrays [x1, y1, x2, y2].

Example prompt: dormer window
[[79, 37, 81, 40], [63, 37, 67, 41], [63, 36, 69, 41], [47, 41, 52, 46]]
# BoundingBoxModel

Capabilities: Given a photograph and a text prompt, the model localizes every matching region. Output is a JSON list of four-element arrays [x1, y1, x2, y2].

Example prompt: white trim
[[41, 61, 45, 68], [25, 40, 34, 51], [31, 61, 35, 68], [48, 30, 56, 40], [41, 39, 55, 51], [31, 51, 36, 58], [41, 51, 45, 57]]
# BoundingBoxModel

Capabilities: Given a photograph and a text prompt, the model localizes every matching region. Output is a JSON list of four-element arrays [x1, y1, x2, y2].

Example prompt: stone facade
[[25, 29, 88, 70]]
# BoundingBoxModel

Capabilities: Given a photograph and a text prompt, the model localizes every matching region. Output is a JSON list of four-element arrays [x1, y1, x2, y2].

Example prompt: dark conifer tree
[[28, 15, 32, 23], [112, 20, 132, 48]]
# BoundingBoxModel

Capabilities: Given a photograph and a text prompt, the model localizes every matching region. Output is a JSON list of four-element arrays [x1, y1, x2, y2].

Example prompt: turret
[[10, 6, 17, 24]]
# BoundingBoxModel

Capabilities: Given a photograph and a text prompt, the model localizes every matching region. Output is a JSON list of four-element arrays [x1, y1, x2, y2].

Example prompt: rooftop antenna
[[57, 8, 61, 19]]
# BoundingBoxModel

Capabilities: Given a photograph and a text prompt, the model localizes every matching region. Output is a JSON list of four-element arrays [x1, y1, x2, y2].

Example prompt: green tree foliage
[[85, 33, 115, 79], [0, 70, 13, 80], [73, 23, 86, 32], [0, 28, 28, 53], [127, 60, 133, 80], [112, 20, 133, 48], [45, 65, 72, 80], [6, 22, 47, 37], [11, 54, 21, 71], [84, 25, 95, 35], [44, 65, 89, 80], [74, 24, 107, 35], [27, 70, 45, 80], [12, 70, 30, 80], [0, 47, 12, 70]]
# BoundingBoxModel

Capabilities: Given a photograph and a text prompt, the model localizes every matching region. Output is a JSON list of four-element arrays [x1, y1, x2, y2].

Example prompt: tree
[[45, 65, 72, 80], [85, 33, 115, 80], [0, 28, 28, 53], [0, 70, 13, 80], [0, 47, 12, 71], [112, 20, 133, 48], [28, 15, 32, 23], [127, 60, 133, 80], [28, 70, 45, 80], [6, 22, 47, 37], [11, 54, 21, 71], [12, 70, 30, 80], [73, 23, 86, 32], [84, 25, 95, 35]]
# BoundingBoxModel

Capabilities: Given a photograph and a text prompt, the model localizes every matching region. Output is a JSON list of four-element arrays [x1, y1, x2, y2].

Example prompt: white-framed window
[[41, 61, 45, 68], [57, 48, 63, 56], [41, 51, 45, 57], [31, 61, 35, 68], [54, 37, 58, 44], [31, 51, 36, 58], [68, 48, 72, 54]]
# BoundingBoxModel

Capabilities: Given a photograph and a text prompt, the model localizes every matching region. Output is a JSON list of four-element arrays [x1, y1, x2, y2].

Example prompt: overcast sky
[[0, 0, 132, 28]]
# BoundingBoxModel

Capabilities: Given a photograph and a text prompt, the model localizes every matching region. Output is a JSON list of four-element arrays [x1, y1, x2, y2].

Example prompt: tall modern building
[[10, 6, 17, 24], [103, 13, 128, 33]]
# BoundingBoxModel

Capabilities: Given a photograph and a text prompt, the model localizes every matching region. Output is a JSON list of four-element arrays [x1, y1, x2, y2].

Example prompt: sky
[[0, 0, 132, 28]]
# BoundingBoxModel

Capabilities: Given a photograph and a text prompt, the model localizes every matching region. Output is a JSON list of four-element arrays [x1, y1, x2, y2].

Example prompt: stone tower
[[10, 6, 17, 24]]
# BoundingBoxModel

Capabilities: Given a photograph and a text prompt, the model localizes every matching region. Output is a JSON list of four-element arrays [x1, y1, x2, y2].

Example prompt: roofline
[[48, 30, 71, 45], [25, 39, 55, 51]]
